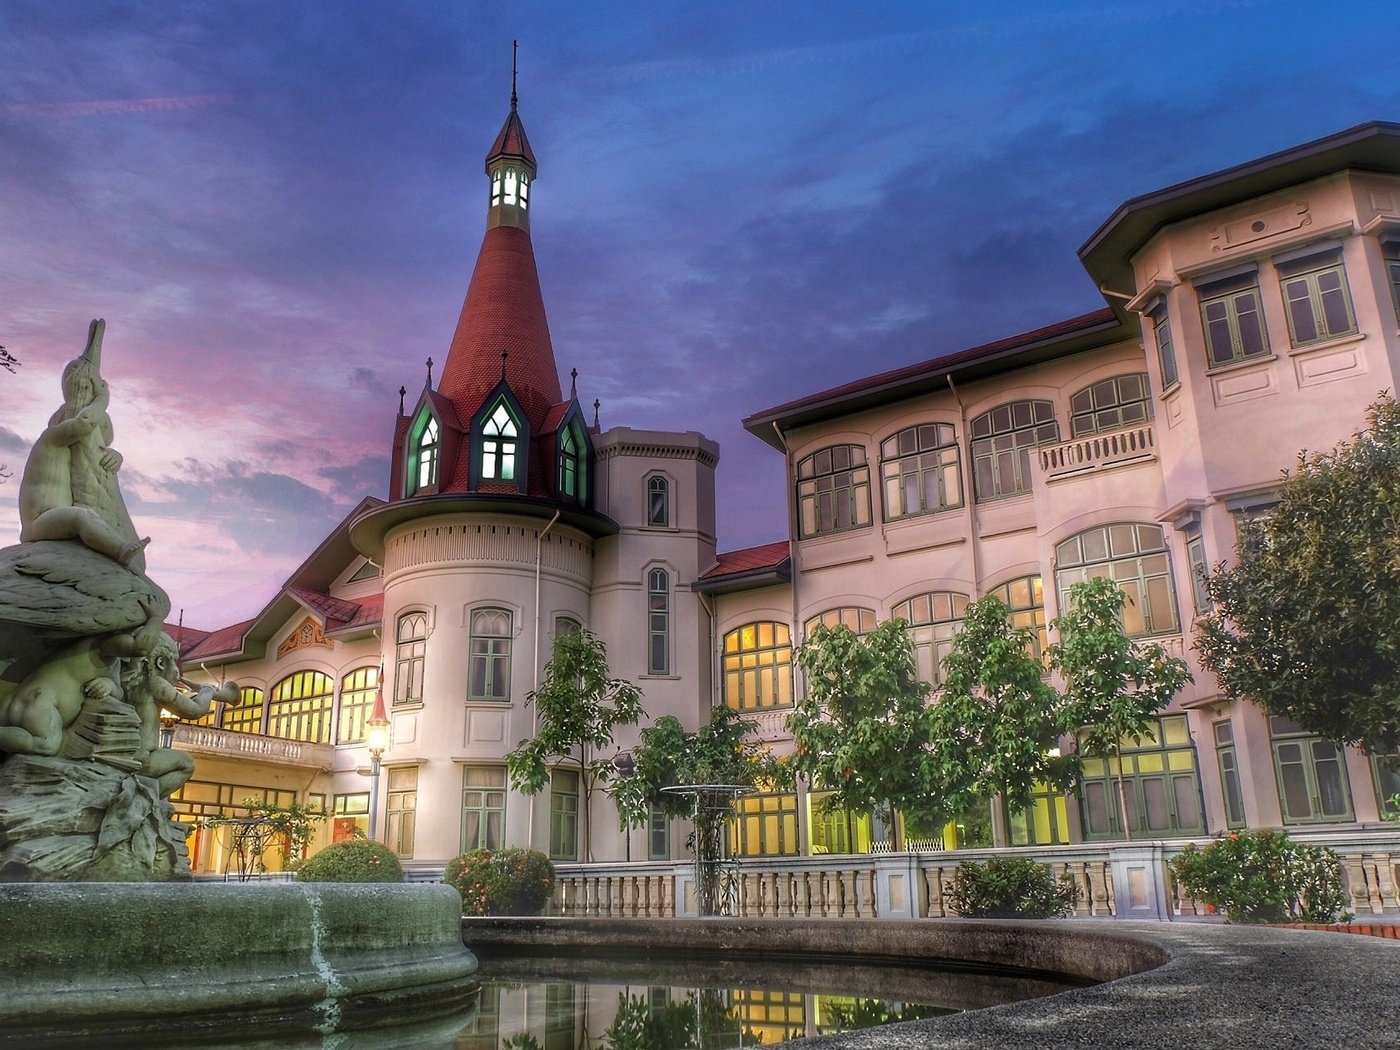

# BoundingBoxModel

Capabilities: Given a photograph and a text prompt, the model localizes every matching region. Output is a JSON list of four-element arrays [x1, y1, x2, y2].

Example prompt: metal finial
[[425, 356, 434, 387], [500, 349, 509, 380], [592, 398, 601, 429], [398, 385, 406, 415], [570, 367, 578, 398], [511, 40, 518, 110]]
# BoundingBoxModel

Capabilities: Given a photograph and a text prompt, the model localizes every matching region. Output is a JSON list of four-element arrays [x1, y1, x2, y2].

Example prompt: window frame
[[722, 621, 794, 712], [645, 474, 671, 528], [406, 409, 440, 497], [645, 567, 670, 676], [795, 444, 872, 539], [1055, 523, 1181, 638], [1068, 373, 1153, 438], [1197, 271, 1271, 367], [468, 607, 513, 703], [1214, 720, 1246, 828], [1269, 715, 1355, 824], [394, 611, 427, 707], [1276, 248, 1357, 348], [461, 766, 507, 851], [385, 765, 417, 859], [890, 591, 969, 688], [267, 670, 335, 743], [987, 575, 1047, 664], [969, 400, 1058, 502], [549, 768, 580, 861], [1078, 715, 1205, 840], [336, 665, 379, 745], [878, 422, 963, 522], [1149, 302, 1179, 389]]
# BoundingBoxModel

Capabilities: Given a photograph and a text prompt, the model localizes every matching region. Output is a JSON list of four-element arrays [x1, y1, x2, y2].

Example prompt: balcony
[[1038, 424, 1156, 482], [172, 724, 334, 769]]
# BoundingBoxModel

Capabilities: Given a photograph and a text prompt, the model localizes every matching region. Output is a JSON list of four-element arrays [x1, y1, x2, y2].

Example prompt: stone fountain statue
[[0, 319, 237, 881]]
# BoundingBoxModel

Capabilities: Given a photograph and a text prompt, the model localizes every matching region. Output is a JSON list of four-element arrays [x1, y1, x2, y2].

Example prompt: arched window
[[1055, 523, 1179, 637], [337, 666, 379, 745], [803, 607, 877, 638], [503, 168, 518, 206], [796, 445, 871, 538], [723, 622, 793, 711], [406, 411, 439, 496], [490, 170, 502, 207], [222, 686, 265, 734], [519, 172, 529, 209], [469, 608, 512, 702], [480, 401, 519, 482], [558, 421, 586, 501], [267, 670, 335, 743], [394, 612, 427, 706], [970, 400, 1058, 501], [1069, 373, 1152, 437], [988, 575, 1047, 663], [646, 475, 670, 527], [647, 568, 670, 675], [891, 592, 969, 687], [879, 423, 962, 520]]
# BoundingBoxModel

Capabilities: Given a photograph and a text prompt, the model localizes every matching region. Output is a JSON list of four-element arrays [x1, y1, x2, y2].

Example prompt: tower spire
[[511, 40, 518, 111]]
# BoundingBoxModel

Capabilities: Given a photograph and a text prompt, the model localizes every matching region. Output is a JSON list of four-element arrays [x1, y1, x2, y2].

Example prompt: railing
[[552, 862, 678, 917], [1038, 424, 1156, 480], [172, 724, 334, 768]]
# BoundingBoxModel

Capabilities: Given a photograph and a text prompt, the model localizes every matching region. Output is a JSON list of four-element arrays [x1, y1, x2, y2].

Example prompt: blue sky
[[3, 1, 1399, 626]]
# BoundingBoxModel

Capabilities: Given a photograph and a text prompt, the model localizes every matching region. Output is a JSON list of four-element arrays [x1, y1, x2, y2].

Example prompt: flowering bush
[[1168, 829, 1351, 924], [945, 856, 1080, 918], [445, 847, 555, 916], [295, 839, 404, 883]]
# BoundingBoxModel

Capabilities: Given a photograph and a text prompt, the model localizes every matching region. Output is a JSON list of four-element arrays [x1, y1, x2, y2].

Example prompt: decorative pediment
[[276, 616, 334, 659]]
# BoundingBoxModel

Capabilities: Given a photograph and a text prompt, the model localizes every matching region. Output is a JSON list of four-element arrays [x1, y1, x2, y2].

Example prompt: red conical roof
[[487, 104, 536, 168]]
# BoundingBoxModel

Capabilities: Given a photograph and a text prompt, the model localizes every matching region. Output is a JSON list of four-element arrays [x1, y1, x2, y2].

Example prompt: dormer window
[[407, 409, 439, 496], [504, 169, 518, 206], [481, 401, 519, 481], [491, 171, 502, 207], [559, 422, 584, 500]]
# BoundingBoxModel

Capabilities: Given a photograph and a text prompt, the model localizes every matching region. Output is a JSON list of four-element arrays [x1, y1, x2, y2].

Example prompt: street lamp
[[158, 708, 180, 750], [364, 687, 391, 842]]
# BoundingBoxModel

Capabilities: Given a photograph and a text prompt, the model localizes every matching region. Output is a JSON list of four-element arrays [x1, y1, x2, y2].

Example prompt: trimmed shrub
[[295, 839, 404, 883], [945, 856, 1080, 918], [445, 847, 555, 916], [1168, 828, 1351, 924]]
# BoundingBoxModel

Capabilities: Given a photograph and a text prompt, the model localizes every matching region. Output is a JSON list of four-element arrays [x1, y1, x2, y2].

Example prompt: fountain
[[0, 321, 476, 1045]]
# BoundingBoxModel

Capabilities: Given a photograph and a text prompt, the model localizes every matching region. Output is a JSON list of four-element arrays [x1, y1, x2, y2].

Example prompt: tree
[[787, 620, 940, 851], [506, 628, 642, 861], [1196, 394, 1400, 752], [614, 705, 775, 915], [1048, 576, 1192, 839], [931, 595, 1074, 820], [204, 797, 326, 878]]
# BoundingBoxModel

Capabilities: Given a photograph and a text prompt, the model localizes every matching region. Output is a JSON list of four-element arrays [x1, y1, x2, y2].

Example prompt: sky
[[4, 0, 1400, 629]]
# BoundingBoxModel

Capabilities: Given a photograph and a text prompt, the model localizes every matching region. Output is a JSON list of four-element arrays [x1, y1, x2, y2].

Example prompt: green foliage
[[1196, 394, 1400, 751], [506, 629, 643, 860], [944, 856, 1080, 918], [295, 839, 404, 883], [444, 847, 555, 916], [1168, 829, 1351, 924], [788, 621, 939, 845], [599, 993, 703, 1050], [933, 596, 1072, 817], [203, 797, 326, 873]]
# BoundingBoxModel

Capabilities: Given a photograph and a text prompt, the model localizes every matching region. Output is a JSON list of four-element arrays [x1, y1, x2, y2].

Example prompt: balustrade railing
[[1038, 424, 1156, 479], [172, 723, 333, 767]]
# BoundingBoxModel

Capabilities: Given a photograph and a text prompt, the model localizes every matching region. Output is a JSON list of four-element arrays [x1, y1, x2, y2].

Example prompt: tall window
[[394, 612, 427, 707], [723, 622, 793, 711], [1055, 523, 1179, 637], [481, 401, 519, 482], [1079, 715, 1205, 839], [1384, 241, 1400, 322], [1270, 714, 1354, 823], [462, 767, 506, 850], [1277, 249, 1356, 347], [1069, 373, 1152, 437], [410, 414, 439, 494], [1373, 750, 1400, 821], [647, 802, 669, 860], [1185, 533, 1211, 615], [803, 606, 876, 637], [558, 422, 585, 501], [503, 168, 518, 206], [988, 575, 1047, 663], [385, 767, 417, 858], [1197, 271, 1269, 366], [730, 791, 800, 857], [879, 423, 962, 520], [970, 400, 1058, 502], [469, 608, 512, 702], [891, 591, 968, 687], [549, 769, 579, 861], [336, 666, 378, 745], [267, 671, 334, 743], [518, 172, 529, 209], [490, 170, 502, 207], [1006, 783, 1071, 846], [646, 475, 670, 527], [796, 445, 871, 538], [646, 568, 670, 676], [221, 686, 265, 734], [1149, 303, 1179, 388], [1214, 720, 1246, 828]]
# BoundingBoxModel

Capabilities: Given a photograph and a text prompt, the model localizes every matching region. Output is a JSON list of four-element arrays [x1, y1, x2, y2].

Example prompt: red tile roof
[[288, 587, 362, 626], [487, 105, 536, 168], [183, 618, 256, 662], [700, 541, 791, 580]]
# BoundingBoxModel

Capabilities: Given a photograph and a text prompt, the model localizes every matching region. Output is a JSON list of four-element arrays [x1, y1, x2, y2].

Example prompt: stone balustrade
[[172, 723, 334, 769], [1038, 423, 1156, 479]]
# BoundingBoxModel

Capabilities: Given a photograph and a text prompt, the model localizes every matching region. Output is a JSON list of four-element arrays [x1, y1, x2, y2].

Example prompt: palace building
[[177, 104, 1400, 874]]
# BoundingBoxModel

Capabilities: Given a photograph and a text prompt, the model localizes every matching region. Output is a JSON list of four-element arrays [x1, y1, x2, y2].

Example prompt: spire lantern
[[486, 41, 536, 232]]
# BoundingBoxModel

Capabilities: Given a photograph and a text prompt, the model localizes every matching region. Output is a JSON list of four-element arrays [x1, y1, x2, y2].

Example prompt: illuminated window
[[646, 475, 670, 527], [796, 445, 871, 538], [1079, 715, 1204, 839], [988, 575, 1047, 663], [469, 608, 512, 702], [549, 769, 578, 861], [1006, 783, 1071, 846], [1149, 303, 1179, 388], [879, 423, 962, 520], [503, 168, 518, 206], [268, 671, 334, 743], [222, 686, 265, 734], [730, 791, 799, 856], [646, 568, 670, 676], [490, 171, 502, 207], [411, 416, 439, 493], [462, 766, 506, 851], [891, 591, 968, 687], [1055, 523, 1179, 637], [480, 401, 519, 482], [970, 400, 1058, 501], [1278, 249, 1356, 347], [394, 612, 427, 706], [723, 622, 793, 711], [1069, 373, 1152, 437], [333, 793, 369, 841], [336, 666, 378, 745], [1197, 271, 1270, 365], [558, 421, 586, 500], [803, 606, 876, 638], [519, 173, 529, 210]]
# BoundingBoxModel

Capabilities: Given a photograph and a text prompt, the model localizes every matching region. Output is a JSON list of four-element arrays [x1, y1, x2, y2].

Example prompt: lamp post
[[364, 688, 391, 843], [158, 708, 180, 750]]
